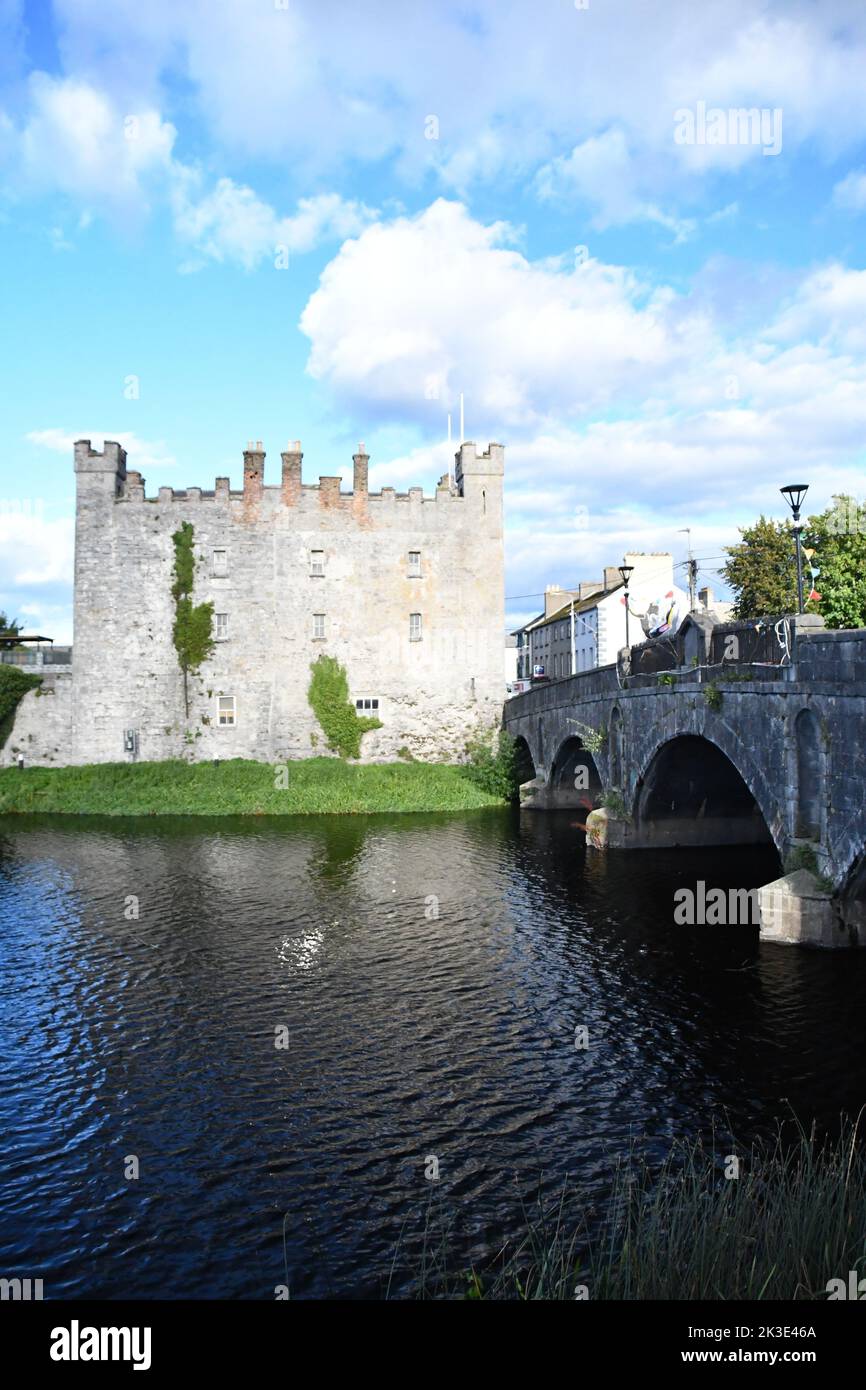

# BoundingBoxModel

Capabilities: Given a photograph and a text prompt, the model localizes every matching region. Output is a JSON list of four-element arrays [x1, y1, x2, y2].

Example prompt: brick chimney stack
[[281, 440, 302, 505], [353, 441, 369, 497], [243, 439, 265, 503]]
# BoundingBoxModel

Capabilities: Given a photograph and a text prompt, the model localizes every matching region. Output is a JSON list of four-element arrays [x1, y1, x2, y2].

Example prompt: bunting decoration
[[802, 547, 822, 603]]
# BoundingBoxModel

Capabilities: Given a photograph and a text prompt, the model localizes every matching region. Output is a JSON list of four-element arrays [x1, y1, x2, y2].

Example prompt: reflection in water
[[0, 810, 864, 1300]]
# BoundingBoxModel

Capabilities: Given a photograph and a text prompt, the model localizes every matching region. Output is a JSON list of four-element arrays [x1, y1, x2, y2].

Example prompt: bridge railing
[[627, 616, 791, 680]]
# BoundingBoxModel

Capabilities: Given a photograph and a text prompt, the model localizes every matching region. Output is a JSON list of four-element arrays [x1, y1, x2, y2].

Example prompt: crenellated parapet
[[78, 437, 504, 526]]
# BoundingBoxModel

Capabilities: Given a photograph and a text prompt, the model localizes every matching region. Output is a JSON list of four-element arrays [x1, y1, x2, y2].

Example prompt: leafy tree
[[171, 523, 215, 716], [0, 611, 21, 651], [804, 497, 866, 629], [722, 496, 866, 628], [721, 516, 799, 618]]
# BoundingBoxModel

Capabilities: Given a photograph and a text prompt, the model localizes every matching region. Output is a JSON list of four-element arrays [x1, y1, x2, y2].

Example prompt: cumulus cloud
[[47, 0, 866, 219], [300, 199, 688, 427], [1, 73, 378, 265], [27, 428, 177, 472], [171, 175, 377, 271], [296, 199, 866, 614], [12, 73, 175, 213]]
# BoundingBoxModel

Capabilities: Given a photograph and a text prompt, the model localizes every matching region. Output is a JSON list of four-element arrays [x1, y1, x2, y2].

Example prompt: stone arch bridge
[[503, 618, 866, 948]]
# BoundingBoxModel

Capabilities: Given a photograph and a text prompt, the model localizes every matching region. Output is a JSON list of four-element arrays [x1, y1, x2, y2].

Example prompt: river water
[[2, 810, 865, 1299]]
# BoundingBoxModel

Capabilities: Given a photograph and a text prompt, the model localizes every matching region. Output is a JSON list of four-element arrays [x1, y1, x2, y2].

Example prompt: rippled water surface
[[2, 810, 866, 1299]]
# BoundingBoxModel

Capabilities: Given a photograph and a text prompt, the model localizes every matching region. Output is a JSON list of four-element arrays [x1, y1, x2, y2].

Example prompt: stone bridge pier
[[503, 619, 866, 949]]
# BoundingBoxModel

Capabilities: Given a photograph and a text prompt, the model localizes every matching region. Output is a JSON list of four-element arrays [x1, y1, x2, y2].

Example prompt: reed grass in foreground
[[401, 1120, 866, 1299], [0, 757, 507, 816]]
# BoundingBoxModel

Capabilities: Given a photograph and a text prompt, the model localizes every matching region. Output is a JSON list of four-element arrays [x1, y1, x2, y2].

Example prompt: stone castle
[[3, 435, 505, 766]]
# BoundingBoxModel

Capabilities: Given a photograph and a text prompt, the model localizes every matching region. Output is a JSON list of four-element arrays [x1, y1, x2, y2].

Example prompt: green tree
[[0, 611, 21, 651], [722, 497, 866, 628], [804, 497, 866, 629], [721, 515, 799, 618], [171, 523, 215, 716]]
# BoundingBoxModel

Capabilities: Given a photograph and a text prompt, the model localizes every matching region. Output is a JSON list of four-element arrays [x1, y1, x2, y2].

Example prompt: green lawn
[[0, 757, 507, 816]]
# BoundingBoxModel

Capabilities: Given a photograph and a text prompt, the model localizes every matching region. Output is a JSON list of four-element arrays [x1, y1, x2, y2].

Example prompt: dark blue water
[[1, 811, 865, 1299]]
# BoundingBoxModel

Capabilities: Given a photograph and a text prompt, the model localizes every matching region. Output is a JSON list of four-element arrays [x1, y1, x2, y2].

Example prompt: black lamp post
[[618, 564, 634, 650], [780, 484, 809, 615]]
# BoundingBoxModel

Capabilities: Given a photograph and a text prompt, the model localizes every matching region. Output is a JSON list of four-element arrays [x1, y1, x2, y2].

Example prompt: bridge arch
[[512, 733, 537, 788], [550, 735, 603, 806], [633, 732, 782, 857]]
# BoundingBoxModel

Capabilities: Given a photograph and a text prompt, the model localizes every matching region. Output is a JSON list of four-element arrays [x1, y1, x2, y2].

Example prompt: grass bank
[[0, 757, 509, 817], [403, 1120, 866, 1300]]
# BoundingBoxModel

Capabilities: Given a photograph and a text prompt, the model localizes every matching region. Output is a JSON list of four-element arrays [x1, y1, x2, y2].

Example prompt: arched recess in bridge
[[794, 708, 823, 840], [549, 735, 603, 809], [512, 735, 537, 788], [634, 734, 776, 851]]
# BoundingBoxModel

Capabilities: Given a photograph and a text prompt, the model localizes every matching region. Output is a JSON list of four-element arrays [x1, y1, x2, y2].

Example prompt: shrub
[[307, 654, 382, 759], [462, 728, 518, 801]]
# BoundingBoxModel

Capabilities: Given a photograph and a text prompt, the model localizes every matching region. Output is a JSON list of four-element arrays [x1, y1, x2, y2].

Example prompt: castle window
[[217, 695, 236, 727], [215, 613, 229, 641], [213, 549, 228, 577], [409, 612, 422, 642], [355, 698, 380, 712], [313, 613, 326, 639], [408, 550, 421, 577], [310, 550, 325, 577]]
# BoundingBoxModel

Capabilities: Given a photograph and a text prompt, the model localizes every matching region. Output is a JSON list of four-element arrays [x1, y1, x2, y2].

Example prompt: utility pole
[[679, 528, 697, 610], [570, 599, 576, 676]]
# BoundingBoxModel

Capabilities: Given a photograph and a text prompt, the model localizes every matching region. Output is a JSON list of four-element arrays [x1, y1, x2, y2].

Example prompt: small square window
[[355, 697, 380, 712], [313, 613, 326, 639], [409, 612, 422, 642], [215, 613, 228, 640], [310, 550, 324, 577], [213, 549, 228, 577], [217, 695, 236, 727], [408, 550, 421, 577]]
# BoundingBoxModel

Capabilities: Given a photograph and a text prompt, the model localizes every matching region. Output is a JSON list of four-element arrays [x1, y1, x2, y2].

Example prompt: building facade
[[522, 554, 678, 678], [5, 436, 506, 767]]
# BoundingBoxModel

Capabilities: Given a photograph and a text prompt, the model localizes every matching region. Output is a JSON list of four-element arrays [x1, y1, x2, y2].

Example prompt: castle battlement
[[75, 438, 503, 518]]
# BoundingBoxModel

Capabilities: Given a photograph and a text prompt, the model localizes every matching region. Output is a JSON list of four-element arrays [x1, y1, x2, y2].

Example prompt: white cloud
[[171, 174, 377, 271], [46, 0, 866, 219], [12, 73, 175, 213], [297, 199, 866, 613], [1, 73, 378, 266], [833, 168, 866, 211], [301, 199, 688, 428], [27, 429, 177, 472]]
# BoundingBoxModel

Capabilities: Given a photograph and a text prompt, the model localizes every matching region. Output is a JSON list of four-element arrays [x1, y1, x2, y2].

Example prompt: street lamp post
[[618, 564, 634, 652], [780, 484, 809, 615]]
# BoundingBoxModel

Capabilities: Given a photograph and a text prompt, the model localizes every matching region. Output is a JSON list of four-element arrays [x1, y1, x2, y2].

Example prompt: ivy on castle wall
[[307, 654, 382, 759], [0, 665, 42, 748], [171, 522, 215, 717]]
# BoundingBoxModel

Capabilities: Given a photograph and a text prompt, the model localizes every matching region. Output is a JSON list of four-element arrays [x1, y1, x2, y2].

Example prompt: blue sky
[[3, 0, 866, 641]]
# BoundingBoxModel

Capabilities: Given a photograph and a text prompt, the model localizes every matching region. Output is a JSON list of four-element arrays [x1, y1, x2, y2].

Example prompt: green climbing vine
[[171, 522, 215, 717], [0, 665, 42, 747], [307, 654, 382, 759]]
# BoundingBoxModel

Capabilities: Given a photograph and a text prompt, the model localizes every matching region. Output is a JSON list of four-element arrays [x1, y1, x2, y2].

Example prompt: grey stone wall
[[1, 674, 73, 767], [57, 436, 504, 766]]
